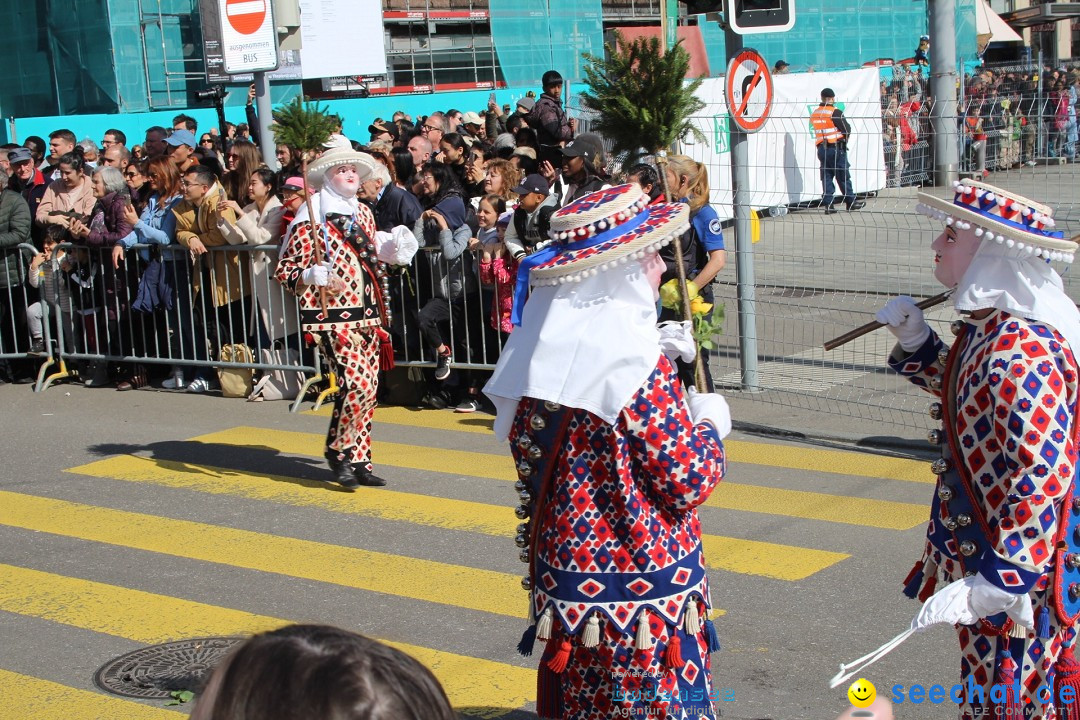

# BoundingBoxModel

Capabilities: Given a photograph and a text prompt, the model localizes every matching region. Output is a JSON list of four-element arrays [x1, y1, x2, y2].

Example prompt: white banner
[[684, 67, 886, 220]]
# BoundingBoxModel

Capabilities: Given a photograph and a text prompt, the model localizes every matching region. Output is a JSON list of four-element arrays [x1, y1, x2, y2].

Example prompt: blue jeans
[[818, 142, 855, 208]]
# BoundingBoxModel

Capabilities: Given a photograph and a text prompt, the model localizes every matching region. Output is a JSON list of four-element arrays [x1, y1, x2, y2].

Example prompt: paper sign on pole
[[219, 0, 278, 74]]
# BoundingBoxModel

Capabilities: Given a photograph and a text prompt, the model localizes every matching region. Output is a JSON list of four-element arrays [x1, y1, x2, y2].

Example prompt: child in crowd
[[477, 196, 516, 337], [25, 225, 73, 354], [503, 173, 557, 261]]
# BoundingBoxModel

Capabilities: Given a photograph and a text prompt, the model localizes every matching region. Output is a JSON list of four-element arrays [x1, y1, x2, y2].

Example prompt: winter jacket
[[0, 188, 32, 288], [412, 215, 474, 301], [504, 193, 559, 261], [373, 184, 423, 233], [528, 92, 573, 146], [84, 191, 135, 248], [36, 177, 95, 231]]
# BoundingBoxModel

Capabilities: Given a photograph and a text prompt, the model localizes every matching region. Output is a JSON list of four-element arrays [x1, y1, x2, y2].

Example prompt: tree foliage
[[270, 96, 337, 153], [580, 32, 706, 164]]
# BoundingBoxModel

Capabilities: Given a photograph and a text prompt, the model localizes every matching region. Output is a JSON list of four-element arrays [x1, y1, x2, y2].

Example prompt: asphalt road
[[0, 379, 959, 719]]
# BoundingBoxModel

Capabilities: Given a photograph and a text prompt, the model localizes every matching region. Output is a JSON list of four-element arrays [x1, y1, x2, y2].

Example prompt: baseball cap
[[323, 134, 352, 150], [774, 60, 789, 70], [821, 87, 836, 98], [8, 147, 33, 164], [512, 173, 550, 196], [281, 176, 309, 194], [560, 134, 604, 166], [368, 120, 398, 140], [516, 97, 536, 112], [461, 111, 483, 127], [166, 129, 196, 148]]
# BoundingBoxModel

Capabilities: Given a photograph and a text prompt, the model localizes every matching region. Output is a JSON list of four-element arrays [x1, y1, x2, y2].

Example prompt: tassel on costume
[[902, 563, 925, 600], [581, 613, 600, 649], [635, 610, 655, 650], [377, 328, 395, 371], [536, 644, 562, 720], [994, 650, 1023, 718], [704, 618, 722, 653], [546, 637, 573, 674], [1037, 606, 1052, 640], [917, 574, 938, 603], [684, 600, 701, 636], [1055, 641, 1080, 720], [518, 625, 537, 657], [536, 607, 554, 641], [666, 627, 685, 669]]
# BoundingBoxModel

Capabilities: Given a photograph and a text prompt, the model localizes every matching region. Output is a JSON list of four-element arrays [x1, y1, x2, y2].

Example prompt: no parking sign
[[725, 49, 773, 133]]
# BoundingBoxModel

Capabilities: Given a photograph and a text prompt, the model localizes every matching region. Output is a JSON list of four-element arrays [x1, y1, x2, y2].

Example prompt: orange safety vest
[[811, 105, 844, 145]]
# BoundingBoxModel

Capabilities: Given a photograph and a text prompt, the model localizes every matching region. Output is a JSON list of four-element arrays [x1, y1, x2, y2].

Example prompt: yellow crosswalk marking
[[0, 565, 533, 713], [0, 668, 182, 719], [360, 405, 933, 484], [0, 491, 525, 619], [68, 454, 846, 581], [193, 426, 924, 530]]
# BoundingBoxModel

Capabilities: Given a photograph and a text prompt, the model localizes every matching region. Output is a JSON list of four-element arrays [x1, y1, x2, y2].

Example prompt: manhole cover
[[94, 636, 243, 699]]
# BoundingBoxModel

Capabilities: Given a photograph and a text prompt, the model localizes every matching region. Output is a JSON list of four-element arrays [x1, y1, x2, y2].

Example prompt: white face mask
[[327, 165, 360, 197]]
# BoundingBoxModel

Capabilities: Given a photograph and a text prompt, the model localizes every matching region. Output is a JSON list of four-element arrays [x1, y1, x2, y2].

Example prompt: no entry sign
[[219, 0, 278, 74], [725, 49, 773, 133]]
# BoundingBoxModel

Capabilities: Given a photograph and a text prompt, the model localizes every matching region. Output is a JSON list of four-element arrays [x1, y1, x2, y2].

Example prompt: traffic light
[[683, 0, 723, 15], [730, 0, 795, 35]]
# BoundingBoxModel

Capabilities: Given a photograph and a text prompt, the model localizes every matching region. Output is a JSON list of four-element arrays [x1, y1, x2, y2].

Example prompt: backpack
[[217, 343, 254, 398]]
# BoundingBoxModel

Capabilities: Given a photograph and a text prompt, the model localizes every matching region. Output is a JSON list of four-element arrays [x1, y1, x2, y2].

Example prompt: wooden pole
[[823, 290, 952, 352], [300, 156, 330, 319]]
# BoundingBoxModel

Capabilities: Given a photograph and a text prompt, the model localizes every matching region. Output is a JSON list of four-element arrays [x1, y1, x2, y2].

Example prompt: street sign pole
[[254, 71, 276, 167], [724, 30, 760, 392]]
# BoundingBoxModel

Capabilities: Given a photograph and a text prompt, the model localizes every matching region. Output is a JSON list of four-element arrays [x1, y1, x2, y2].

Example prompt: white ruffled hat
[[307, 148, 377, 189]]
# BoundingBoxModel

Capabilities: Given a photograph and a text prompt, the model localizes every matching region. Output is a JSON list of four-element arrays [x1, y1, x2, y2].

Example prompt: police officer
[[811, 88, 865, 214]]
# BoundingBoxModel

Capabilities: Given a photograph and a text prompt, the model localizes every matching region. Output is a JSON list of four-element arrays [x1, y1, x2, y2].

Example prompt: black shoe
[[29, 340, 45, 354], [848, 200, 866, 211], [434, 351, 452, 381], [421, 391, 449, 410], [354, 467, 387, 487], [823, 204, 839, 214], [326, 456, 360, 490]]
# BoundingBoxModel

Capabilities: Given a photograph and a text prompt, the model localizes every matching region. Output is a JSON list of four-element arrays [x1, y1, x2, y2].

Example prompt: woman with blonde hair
[[660, 154, 726, 391]]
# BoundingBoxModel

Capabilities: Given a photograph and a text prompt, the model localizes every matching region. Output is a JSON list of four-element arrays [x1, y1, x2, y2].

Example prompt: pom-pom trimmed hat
[[307, 148, 378, 189], [916, 179, 1076, 262], [510, 183, 689, 324]]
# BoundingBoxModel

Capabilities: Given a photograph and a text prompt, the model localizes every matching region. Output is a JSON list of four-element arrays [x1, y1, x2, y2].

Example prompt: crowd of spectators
[[0, 68, 727, 411], [880, 60, 1080, 187]]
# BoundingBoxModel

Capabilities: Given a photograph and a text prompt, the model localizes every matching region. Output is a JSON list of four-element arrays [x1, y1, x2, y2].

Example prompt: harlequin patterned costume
[[883, 180, 1080, 720], [893, 313, 1078, 719], [485, 185, 730, 720], [275, 150, 416, 481]]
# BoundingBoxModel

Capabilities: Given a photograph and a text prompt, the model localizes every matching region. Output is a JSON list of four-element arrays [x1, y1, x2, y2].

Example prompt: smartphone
[[489, 92, 496, 105]]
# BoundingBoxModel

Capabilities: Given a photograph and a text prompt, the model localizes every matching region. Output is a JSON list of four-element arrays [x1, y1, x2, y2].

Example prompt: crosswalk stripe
[[0, 564, 534, 712], [67, 454, 846, 581], [0, 668, 182, 719], [347, 405, 932, 484], [0, 491, 526, 619], [193, 426, 925, 530]]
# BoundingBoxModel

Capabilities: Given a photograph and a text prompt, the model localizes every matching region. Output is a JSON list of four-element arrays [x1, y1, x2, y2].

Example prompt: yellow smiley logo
[[848, 678, 876, 708]]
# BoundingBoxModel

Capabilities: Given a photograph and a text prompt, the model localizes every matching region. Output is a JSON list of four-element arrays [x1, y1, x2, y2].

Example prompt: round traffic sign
[[725, 48, 774, 133], [225, 0, 267, 35]]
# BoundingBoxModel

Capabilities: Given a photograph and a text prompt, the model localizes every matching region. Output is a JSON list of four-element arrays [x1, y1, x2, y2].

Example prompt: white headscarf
[[953, 238, 1080, 358], [287, 181, 358, 236], [483, 257, 661, 441]]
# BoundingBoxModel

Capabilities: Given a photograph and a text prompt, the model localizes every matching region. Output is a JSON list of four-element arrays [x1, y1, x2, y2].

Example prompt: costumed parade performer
[[484, 184, 730, 720], [873, 180, 1080, 719], [276, 148, 417, 489]]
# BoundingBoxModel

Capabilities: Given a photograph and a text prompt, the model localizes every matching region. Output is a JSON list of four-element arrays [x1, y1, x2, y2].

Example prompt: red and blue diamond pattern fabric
[[509, 356, 726, 719], [890, 309, 1079, 719]]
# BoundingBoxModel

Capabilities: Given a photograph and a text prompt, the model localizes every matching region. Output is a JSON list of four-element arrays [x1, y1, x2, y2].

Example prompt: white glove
[[875, 296, 931, 352], [658, 321, 697, 363], [911, 577, 978, 630], [302, 263, 330, 287], [686, 388, 732, 440], [969, 573, 1035, 629], [375, 225, 419, 265]]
